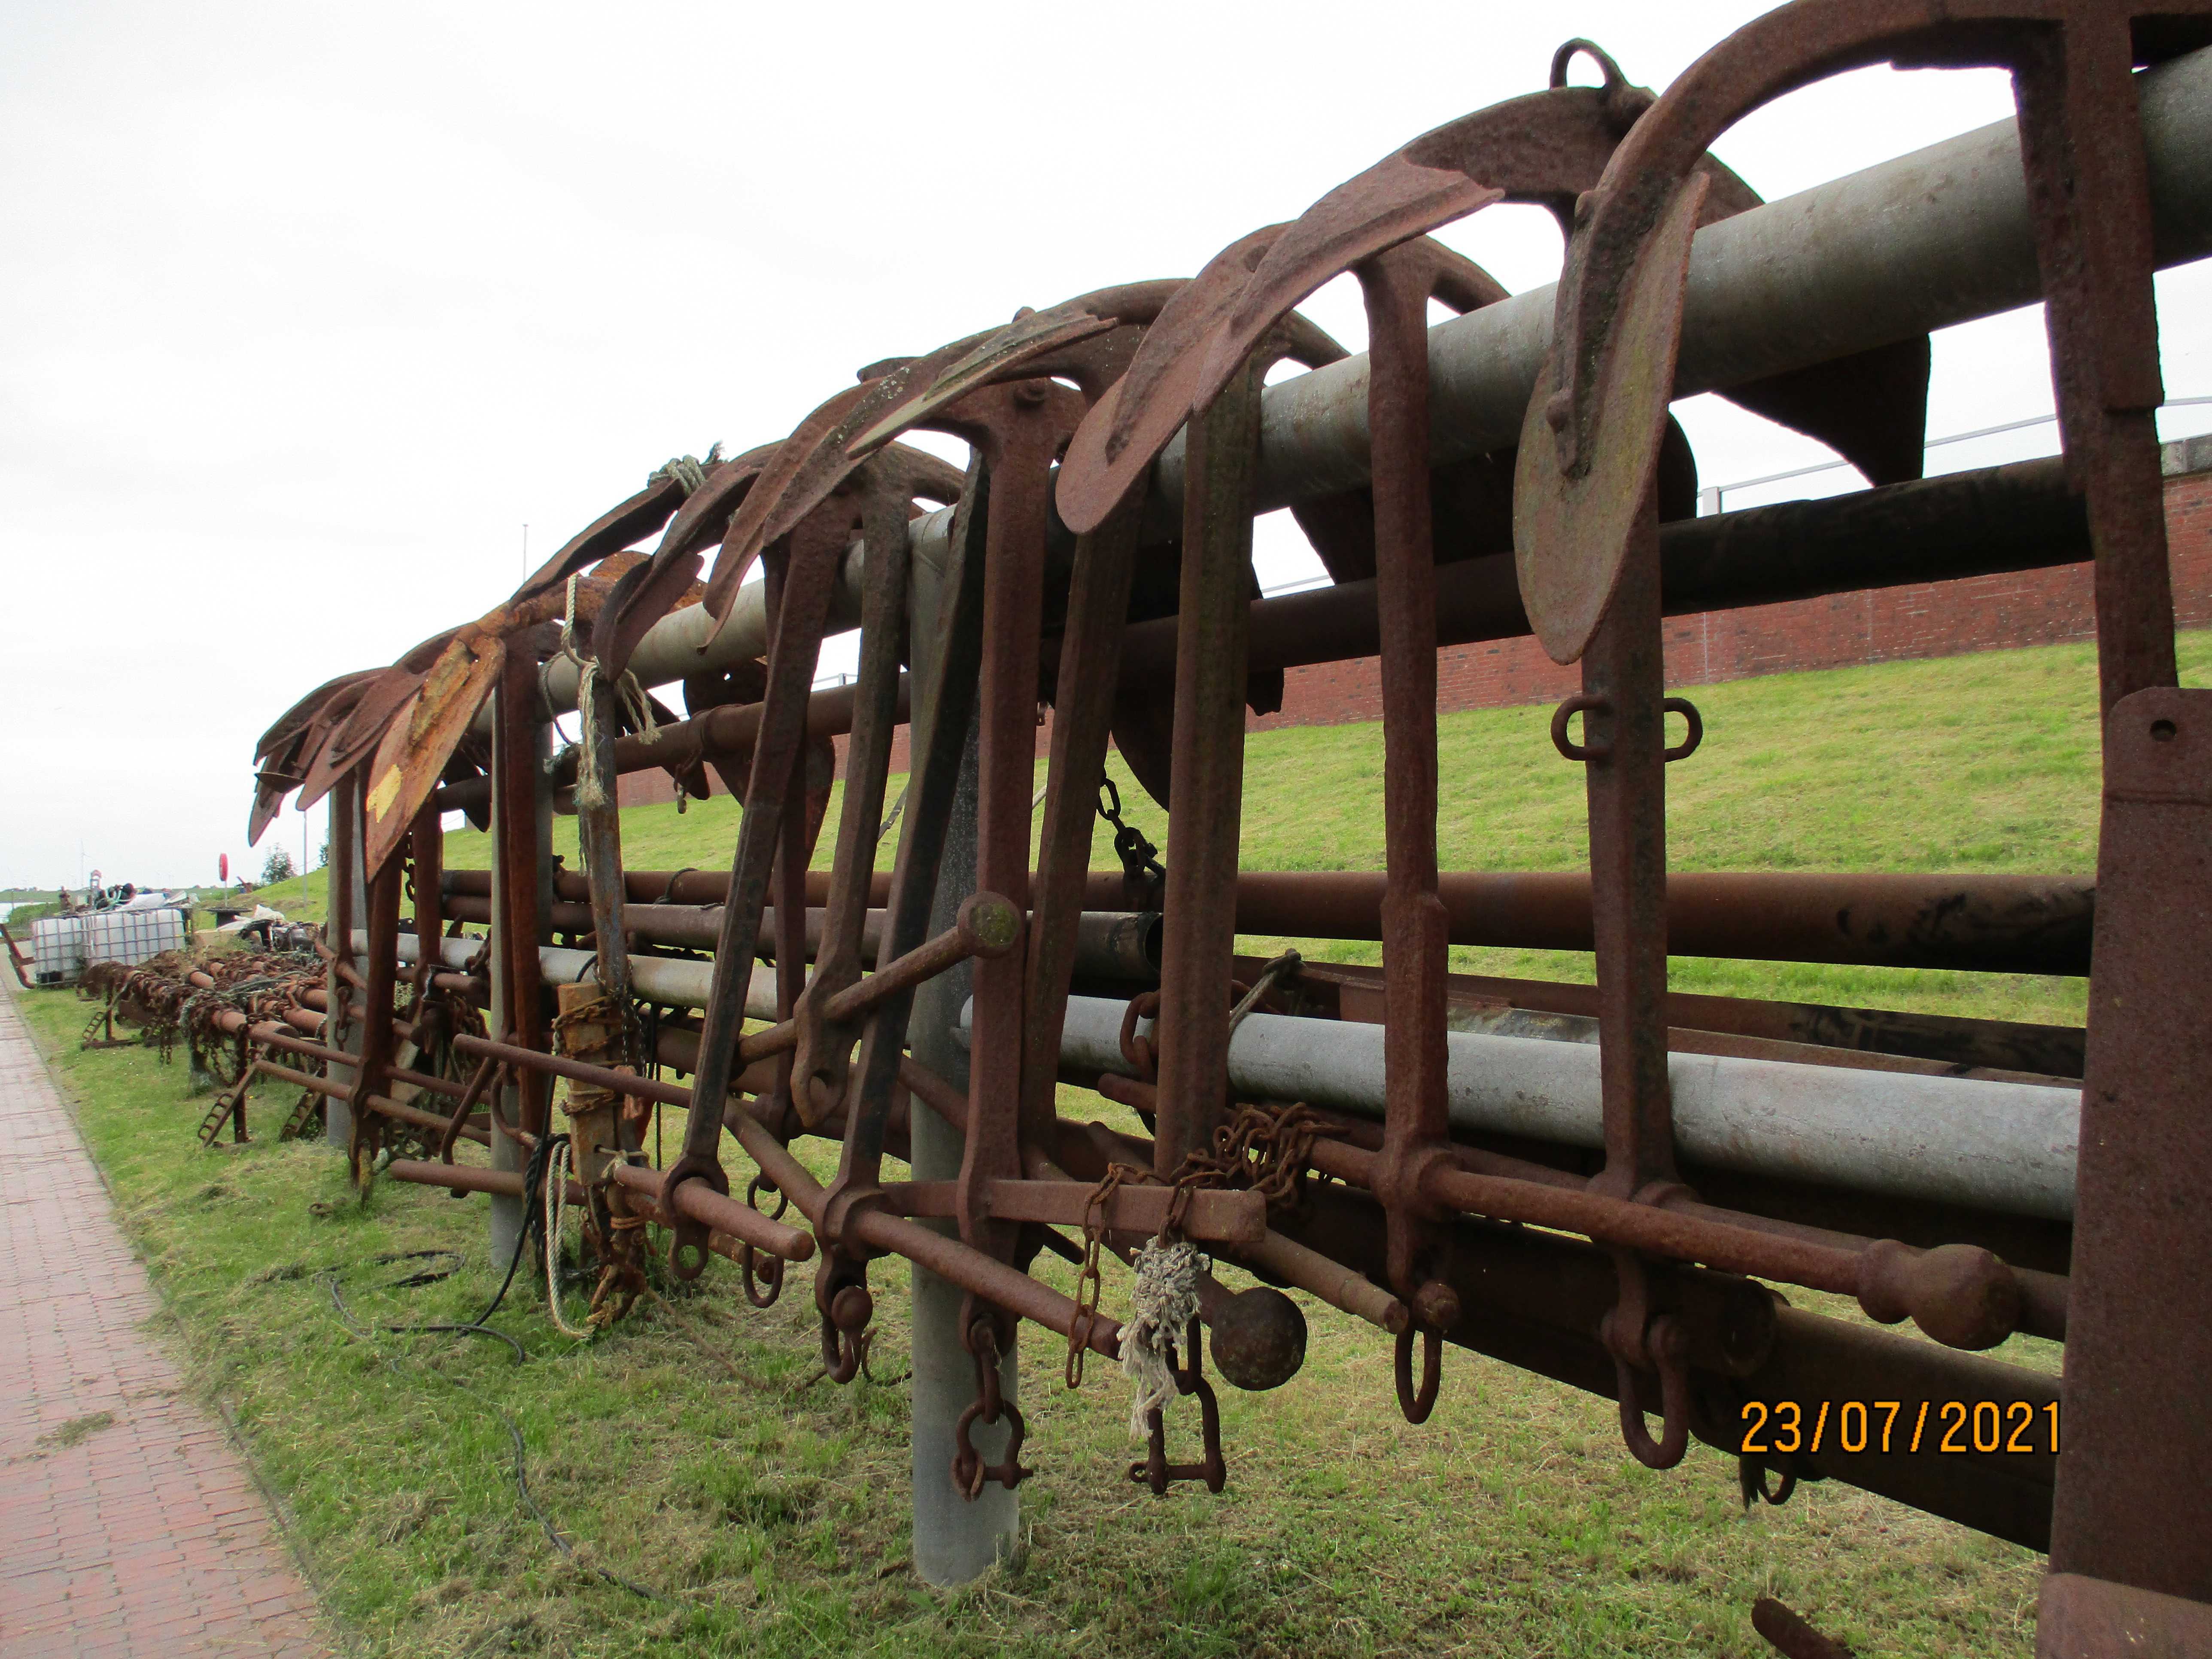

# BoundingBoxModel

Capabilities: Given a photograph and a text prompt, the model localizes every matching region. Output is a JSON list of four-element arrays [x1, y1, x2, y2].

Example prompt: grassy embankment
[[25, 630, 2201, 1657]]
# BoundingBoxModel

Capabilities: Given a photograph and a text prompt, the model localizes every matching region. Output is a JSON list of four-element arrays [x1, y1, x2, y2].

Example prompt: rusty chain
[[1067, 1161, 1144, 1388], [1096, 775, 1164, 887], [953, 1317, 1032, 1500]]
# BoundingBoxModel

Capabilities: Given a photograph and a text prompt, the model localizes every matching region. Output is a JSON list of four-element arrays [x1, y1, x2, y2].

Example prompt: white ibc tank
[[30, 916, 85, 986], [81, 907, 188, 970]]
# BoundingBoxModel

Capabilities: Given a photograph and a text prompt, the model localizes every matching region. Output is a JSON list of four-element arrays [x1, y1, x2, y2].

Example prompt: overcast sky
[[5, 0, 2209, 891]]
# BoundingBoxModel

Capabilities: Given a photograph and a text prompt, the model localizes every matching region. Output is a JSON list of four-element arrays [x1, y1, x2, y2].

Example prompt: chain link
[[1096, 776, 1164, 886], [1067, 1162, 1142, 1387], [1213, 1101, 1326, 1211]]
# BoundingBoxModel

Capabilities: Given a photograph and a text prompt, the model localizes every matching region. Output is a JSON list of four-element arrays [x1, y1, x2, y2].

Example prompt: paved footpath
[[0, 984, 330, 1657]]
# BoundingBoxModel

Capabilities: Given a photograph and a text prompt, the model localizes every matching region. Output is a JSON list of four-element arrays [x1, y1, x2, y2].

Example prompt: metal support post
[[906, 502, 1017, 1584], [325, 774, 366, 1152], [486, 660, 553, 1268]]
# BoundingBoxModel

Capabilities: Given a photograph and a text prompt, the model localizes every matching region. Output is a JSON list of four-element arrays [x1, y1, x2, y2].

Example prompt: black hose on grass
[[356, 1131, 560, 1359], [319, 1132, 664, 1604]]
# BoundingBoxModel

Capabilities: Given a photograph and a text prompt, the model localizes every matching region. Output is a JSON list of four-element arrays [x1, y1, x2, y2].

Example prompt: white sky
[[4, 0, 2209, 889]]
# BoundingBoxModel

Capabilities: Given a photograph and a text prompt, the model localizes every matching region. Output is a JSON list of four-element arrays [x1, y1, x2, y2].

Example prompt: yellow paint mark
[[367, 764, 404, 822]]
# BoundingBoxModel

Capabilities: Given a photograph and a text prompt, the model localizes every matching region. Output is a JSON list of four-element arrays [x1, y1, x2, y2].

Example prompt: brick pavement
[[0, 984, 330, 1657]]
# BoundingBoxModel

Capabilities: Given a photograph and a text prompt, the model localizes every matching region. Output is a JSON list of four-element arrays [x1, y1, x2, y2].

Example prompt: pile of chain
[[399, 970, 489, 1072], [179, 951, 323, 1092], [79, 948, 323, 1081], [89, 951, 196, 1057]]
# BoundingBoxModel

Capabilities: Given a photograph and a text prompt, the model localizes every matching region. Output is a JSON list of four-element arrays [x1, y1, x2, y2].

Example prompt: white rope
[[646, 441, 723, 496], [1119, 1237, 1203, 1438], [544, 1138, 598, 1341]]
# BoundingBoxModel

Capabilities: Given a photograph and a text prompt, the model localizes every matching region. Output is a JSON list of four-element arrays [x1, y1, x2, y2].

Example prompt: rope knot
[[1120, 1237, 1203, 1439], [647, 441, 724, 497]]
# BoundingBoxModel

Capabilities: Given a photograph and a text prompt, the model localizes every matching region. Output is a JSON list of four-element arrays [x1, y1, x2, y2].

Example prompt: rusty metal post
[[324, 772, 365, 1152], [2045, 689, 2212, 1609], [486, 653, 552, 1267], [408, 800, 444, 1002], [1152, 359, 1264, 1175], [2010, 28, 2179, 719], [574, 676, 632, 1009], [1577, 499, 1681, 1204], [1361, 246, 1468, 1418], [349, 855, 404, 1182]]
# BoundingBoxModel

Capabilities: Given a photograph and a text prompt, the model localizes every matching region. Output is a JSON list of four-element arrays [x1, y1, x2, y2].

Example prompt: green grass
[[15, 978, 2051, 1658]]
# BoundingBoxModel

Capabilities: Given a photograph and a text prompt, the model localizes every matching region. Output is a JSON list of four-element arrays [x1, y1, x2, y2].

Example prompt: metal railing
[[1697, 393, 2212, 516]]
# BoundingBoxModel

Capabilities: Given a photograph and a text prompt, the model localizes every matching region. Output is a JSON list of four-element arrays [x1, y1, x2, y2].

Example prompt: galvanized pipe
[[986, 994, 2081, 1220], [367, 930, 777, 1019], [472, 537, 870, 736], [1152, 44, 2212, 522], [516, 46, 2212, 719]]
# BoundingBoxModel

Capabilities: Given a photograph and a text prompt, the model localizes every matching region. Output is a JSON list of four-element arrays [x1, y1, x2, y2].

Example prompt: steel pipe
[[471, 536, 870, 735], [386, 1158, 583, 1203], [1152, 43, 2212, 523], [1226, 869, 2093, 976], [991, 994, 2081, 1220], [442, 893, 1164, 982], [1115, 455, 2097, 684], [462, 867, 2091, 975], [366, 930, 777, 1018], [514, 46, 2212, 718]]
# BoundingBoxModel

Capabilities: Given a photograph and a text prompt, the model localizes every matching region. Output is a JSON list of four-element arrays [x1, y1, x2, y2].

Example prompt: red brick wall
[[620, 459, 2212, 802]]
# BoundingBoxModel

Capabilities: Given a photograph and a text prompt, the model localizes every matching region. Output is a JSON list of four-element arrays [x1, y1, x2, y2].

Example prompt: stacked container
[[82, 907, 188, 971], [30, 916, 85, 986]]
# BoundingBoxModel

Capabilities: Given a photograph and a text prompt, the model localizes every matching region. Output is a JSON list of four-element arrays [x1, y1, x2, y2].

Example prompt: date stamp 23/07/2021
[[1740, 1400, 2059, 1458]]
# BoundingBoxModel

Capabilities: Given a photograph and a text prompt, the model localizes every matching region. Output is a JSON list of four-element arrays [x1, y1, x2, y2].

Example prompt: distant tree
[[317, 836, 330, 869], [261, 847, 296, 885]]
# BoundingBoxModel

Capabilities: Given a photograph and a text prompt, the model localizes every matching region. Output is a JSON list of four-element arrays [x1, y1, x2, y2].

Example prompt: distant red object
[[219, 854, 229, 882]]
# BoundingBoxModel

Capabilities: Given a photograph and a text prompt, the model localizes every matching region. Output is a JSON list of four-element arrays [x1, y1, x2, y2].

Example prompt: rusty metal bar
[[1152, 361, 1265, 1175], [1224, 871, 2093, 976], [386, 1158, 581, 1202], [477, 866, 2089, 975], [2049, 690, 2212, 1601], [408, 800, 444, 1001], [438, 673, 907, 818], [492, 648, 551, 1142], [1114, 454, 2094, 684], [444, 894, 1163, 984], [605, 1161, 814, 1261]]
